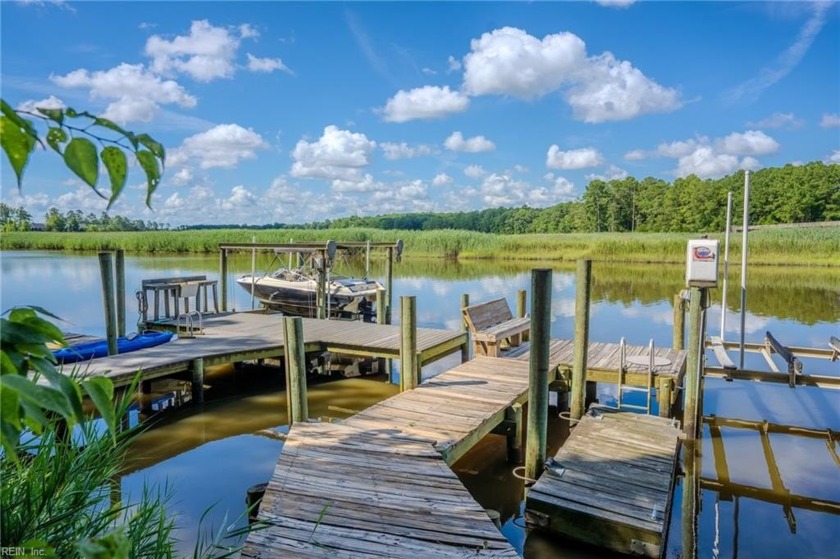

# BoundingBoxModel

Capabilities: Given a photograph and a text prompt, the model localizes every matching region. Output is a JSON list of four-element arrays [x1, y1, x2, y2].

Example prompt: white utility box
[[685, 239, 719, 288]]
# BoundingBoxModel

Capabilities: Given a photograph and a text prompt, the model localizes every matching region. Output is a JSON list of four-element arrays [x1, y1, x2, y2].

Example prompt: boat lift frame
[[218, 240, 403, 320]]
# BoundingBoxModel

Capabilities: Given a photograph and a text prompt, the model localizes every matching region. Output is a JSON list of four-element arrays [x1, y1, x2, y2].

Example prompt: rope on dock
[[558, 411, 582, 425], [512, 466, 538, 485]]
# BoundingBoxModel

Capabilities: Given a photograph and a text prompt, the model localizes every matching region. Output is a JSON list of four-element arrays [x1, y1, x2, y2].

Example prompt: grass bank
[[1, 227, 838, 266]]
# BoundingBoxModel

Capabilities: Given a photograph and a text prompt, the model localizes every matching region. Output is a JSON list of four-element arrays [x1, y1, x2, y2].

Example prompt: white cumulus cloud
[[145, 19, 250, 81], [172, 123, 268, 169], [462, 26, 680, 122], [828, 150, 840, 163], [644, 130, 779, 178], [820, 113, 840, 128], [464, 165, 486, 178], [623, 149, 647, 161], [246, 53, 291, 74], [443, 131, 496, 153], [380, 85, 469, 122], [586, 165, 629, 182], [714, 130, 779, 156], [291, 125, 376, 182], [51, 63, 196, 124], [432, 173, 454, 186], [16, 95, 65, 113], [546, 146, 604, 169], [746, 112, 803, 129], [447, 55, 462, 73], [380, 142, 433, 160]]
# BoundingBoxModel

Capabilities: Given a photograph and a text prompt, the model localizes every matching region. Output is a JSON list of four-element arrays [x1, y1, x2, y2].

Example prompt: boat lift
[[217, 240, 403, 320]]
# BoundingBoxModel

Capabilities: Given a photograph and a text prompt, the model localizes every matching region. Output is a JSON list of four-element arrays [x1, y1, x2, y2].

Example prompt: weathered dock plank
[[525, 405, 681, 558], [241, 421, 519, 559]]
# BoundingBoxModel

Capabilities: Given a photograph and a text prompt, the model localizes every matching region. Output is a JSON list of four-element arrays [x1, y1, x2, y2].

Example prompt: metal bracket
[[524, 510, 549, 528]]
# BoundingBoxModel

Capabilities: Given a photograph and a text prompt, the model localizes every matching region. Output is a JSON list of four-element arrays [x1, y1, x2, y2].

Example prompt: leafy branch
[[1, 99, 165, 209]]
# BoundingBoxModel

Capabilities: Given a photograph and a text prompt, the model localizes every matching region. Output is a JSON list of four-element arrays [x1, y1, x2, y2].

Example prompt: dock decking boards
[[525, 405, 682, 558], [240, 421, 519, 558], [67, 312, 467, 387]]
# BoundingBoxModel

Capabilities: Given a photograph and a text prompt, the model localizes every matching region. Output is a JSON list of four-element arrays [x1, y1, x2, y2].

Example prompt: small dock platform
[[525, 405, 682, 558], [241, 421, 518, 558], [243, 355, 530, 557], [71, 312, 467, 388]]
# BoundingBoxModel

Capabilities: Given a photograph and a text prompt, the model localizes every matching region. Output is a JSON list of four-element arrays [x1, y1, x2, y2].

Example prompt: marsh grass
[[1, 226, 837, 265]]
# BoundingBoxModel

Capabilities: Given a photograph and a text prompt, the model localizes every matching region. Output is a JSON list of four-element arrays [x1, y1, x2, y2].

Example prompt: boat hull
[[53, 331, 174, 364]]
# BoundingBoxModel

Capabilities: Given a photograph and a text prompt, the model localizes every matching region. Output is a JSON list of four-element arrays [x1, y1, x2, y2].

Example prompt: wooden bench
[[141, 275, 219, 322], [462, 298, 530, 357]]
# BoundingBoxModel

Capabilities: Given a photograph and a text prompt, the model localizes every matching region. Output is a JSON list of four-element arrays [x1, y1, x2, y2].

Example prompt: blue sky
[[1, 0, 839, 226]]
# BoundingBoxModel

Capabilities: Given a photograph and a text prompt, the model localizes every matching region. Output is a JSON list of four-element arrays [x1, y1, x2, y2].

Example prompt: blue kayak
[[53, 331, 174, 364]]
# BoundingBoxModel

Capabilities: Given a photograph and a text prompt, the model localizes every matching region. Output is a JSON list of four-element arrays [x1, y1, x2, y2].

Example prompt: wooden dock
[[525, 405, 682, 558], [68, 312, 468, 388], [242, 421, 518, 558], [242, 356, 530, 557]]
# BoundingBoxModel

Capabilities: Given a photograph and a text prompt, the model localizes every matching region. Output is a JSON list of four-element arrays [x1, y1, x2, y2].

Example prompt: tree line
[[4, 162, 838, 234], [323, 163, 839, 234], [0, 204, 167, 232]]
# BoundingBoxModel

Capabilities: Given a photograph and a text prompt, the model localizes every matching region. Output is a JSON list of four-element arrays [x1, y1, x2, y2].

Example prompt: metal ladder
[[617, 337, 655, 414], [176, 310, 203, 338]]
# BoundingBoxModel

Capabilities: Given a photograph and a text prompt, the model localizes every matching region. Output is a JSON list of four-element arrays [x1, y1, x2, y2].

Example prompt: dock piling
[[673, 293, 686, 351], [283, 316, 309, 424], [220, 249, 228, 312], [684, 287, 707, 441], [115, 249, 126, 337], [571, 260, 592, 420], [98, 252, 118, 356], [400, 296, 418, 391], [460, 293, 471, 362], [191, 357, 205, 404], [506, 403, 523, 464], [517, 289, 528, 342], [385, 247, 394, 325], [525, 269, 552, 481]]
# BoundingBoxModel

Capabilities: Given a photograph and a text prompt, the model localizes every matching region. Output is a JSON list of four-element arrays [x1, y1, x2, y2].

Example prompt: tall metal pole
[[385, 247, 394, 325], [525, 269, 552, 481], [739, 171, 750, 369], [720, 192, 732, 340]]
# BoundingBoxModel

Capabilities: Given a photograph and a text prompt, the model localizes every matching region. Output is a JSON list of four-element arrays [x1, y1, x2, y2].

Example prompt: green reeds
[[1, 226, 838, 265]]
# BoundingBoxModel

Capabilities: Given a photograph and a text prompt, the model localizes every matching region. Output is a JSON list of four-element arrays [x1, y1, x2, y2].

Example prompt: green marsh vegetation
[[3, 225, 838, 265]]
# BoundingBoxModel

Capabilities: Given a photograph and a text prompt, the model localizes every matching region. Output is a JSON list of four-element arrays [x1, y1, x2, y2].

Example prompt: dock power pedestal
[[685, 239, 719, 288]]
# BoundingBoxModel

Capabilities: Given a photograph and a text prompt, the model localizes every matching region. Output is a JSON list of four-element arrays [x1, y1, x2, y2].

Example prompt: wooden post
[[460, 293, 471, 362], [220, 248, 228, 312], [571, 260, 592, 420], [525, 269, 552, 481], [385, 247, 394, 324], [506, 403, 523, 464], [115, 249, 126, 337], [191, 357, 205, 404], [681, 438, 699, 559], [98, 252, 118, 356], [400, 296, 418, 392], [376, 287, 391, 379], [517, 289, 528, 341], [684, 288, 706, 441], [316, 264, 327, 319], [365, 240, 371, 278], [658, 376, 673, 418], [673, 293, 685, 351], [283, 316, 308, 424]]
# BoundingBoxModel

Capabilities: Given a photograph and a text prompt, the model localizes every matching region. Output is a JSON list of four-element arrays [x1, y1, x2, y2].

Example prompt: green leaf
[[65, 107, 79, 118], [0, 115, 36, 188], [37, 107, 64, 125], [82, 377, 116, 436], [46, 127, 68, 154], [1, 349, 24, 375], [92, 116, 128, 137], [135, 133, 165, 167], [0, 384, 21, 430], [1, 99, 37, 135], [101, 147, 128, 209], [63, 137, 100, 190], [0, 319, 56, 345], [2, 375, 74, 423], [136, 149, 161, 208], [42, 366, 84, 423]]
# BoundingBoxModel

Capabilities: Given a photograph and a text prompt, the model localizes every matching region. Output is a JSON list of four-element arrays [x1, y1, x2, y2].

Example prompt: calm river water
[[2, 250, 838, 558]]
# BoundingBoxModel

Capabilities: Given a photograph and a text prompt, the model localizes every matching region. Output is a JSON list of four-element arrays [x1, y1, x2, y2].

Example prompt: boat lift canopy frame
[[217, 240, 403, 318]]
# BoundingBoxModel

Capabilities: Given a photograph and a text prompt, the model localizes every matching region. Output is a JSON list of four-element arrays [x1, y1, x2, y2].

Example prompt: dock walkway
[[243, 355, 529, 557], [525, 405, 682, 558], [70, 312, 467, 388]]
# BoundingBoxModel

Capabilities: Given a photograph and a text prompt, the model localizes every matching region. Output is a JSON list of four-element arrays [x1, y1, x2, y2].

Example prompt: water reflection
[[1, 250, 838, 558]]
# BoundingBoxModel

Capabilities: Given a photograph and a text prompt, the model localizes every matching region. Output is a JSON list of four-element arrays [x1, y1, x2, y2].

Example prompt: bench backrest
[[141, 275, 207, 288], [462, 298, 514, 332]]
